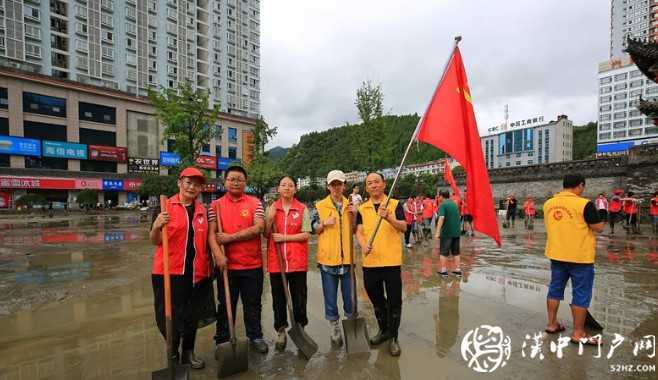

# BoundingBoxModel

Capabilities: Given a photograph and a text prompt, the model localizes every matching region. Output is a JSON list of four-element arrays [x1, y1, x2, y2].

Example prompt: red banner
[[88, 145, 128, 162], [0, 176, 75, 189], [195, 155, 217, 169], [123, 179, 143, 191], [0, 191, 9, 208]]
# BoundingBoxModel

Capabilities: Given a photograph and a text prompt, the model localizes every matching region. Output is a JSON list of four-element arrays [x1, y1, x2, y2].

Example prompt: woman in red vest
[[622, 191, 639, 234], [608, 191, 623, 235], [265, 176, 312, 350], [150, 167, 215, 369], [650, 191, 658, 235]]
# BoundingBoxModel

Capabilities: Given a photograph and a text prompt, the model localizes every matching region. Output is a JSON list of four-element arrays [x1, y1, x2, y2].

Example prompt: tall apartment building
[[609, 0, 651, 59], [480, 115, 573, 169], [597, 1, 658, 153], [0, 0, 260, 118]]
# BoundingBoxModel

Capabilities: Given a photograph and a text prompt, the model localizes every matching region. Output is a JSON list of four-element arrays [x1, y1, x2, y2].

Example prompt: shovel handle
[[159, 195, 174, 364], [215, 202, 237, 343], [347, 209, 359, 317], [272, 223, 297, 324]]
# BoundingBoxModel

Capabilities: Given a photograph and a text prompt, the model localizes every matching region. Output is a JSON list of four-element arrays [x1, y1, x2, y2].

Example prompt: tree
[[15, 193, 46, 209], [355, 80, 384, 124], [148, 82, 222, 167], [76, 189, 98, 207], [246, 117, 281, 197], [573, 122, 597, 160], [138, 175, 179, 198]]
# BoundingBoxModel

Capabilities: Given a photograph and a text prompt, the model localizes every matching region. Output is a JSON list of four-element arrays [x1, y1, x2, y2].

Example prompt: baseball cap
[[179, 167, 206, 183], [326, 170, 346, 184]]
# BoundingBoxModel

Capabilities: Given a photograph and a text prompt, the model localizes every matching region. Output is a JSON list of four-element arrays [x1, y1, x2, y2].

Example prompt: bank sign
[[160, 152, 180, 167], [128, 157, 160, 174], [43, 140, 88, 159], [0, 135, 41, 156], [487, 116, 545, 134]]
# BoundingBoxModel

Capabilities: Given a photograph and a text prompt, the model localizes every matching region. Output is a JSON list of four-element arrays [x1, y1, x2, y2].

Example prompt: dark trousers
[[152, 274, 199, 353], [270, 271, 308, 331], [404, 223, 413, 244], [215, 267, 264, 344], [363, 266, 402, 338]]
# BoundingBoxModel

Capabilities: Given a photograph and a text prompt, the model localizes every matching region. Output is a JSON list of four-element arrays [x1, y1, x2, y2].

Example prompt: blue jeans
[[320, 267, 353, 321]]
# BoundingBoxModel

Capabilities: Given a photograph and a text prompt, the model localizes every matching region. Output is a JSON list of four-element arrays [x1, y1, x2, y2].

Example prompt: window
[[126, 6, 136, 19], [25, 43, 41, 58], [126, 22, 137, 36], [24, 6, 40, 20], [629, 128, 643, 136], [23, 92, 66, 117], [127, 69, 137, 81], [630, 79, 643, 88], [614, 83, 627, 91], [25, 24, 41, 39], [76, 23, 88, 35], [149, 31, 157, 41], [228, 127, 237, 144], [150, 60, 157, 70], [77, 56, 89, 70], [76, 5, 87, 19], [103, 31, 113, 42], [76, 39, 88, 52], [102, 62, 113, 76], [629, 118, 643, 127], [614, 92, 627, 100], [167, 50, 176, 62], [79, 102, 116, 124], [102, 46, 114, 59], [600, 104, 611, 112], [126, 38, 136, 50], [613, 131, 627, 138], [228, 146, 237, 159], [613, 121, 627, 129], [167, 36, 177, 48], [613, 111, 627, 120], [598, 132, 611, 140], [647, 86, 658, 94], [630, 70, 642, 78], [600, 95, 612, 103], [613, 102, 626, 110], [614, 73, 628, 81], [629, 109, 641, 117], [599, 123, 611, 131]]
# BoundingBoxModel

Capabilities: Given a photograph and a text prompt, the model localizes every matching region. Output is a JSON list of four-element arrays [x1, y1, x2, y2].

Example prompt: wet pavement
[[0, 213, 656, 379]]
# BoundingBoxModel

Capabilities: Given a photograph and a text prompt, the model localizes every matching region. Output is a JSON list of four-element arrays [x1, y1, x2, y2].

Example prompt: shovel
[[342, 208, 370, 354], [213, 202, 249, 378], [272, 224, 318, 359], [152, 195, 190, 380]]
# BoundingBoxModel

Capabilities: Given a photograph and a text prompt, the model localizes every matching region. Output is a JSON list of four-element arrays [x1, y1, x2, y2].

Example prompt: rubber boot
[[181, 350, 205, 369]]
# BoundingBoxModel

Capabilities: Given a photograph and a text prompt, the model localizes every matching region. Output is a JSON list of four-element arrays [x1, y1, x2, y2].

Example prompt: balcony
[[51, 53, 69, 69], [50, 17, 68, 34], [50, 0, 68, 17], [50, 35, 69, 52]]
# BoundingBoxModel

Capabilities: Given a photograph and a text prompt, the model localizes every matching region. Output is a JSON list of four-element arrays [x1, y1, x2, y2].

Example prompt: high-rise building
[[597, 1, 658, 154], [0, 0, 260, 118], [609, 0, 651, 59]]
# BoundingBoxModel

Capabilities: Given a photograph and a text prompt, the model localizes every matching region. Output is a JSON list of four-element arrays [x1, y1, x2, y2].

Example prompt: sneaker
[[389, 338, 401, 356], [369, 330, 390, 346], [438, 271, 449, 279], [452, 270, 463, 278], [406, 243, 412, 248], [250, 338, 269, 354], [330, 320, 343, 346], [275, 328, 287, 351]]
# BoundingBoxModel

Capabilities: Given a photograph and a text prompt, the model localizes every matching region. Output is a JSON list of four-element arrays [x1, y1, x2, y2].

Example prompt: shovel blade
[[152, 364, 190, 380], [342, 317, 370, 354], [216, 338, 249, 378], [288, 324, 318, 360]]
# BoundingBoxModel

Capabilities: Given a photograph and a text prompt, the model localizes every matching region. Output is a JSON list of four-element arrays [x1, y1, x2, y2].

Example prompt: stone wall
[[454, 143, 658, 204]]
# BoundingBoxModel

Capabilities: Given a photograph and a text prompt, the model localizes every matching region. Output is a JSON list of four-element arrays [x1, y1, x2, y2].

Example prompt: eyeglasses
[[225, 177, 246, 183]]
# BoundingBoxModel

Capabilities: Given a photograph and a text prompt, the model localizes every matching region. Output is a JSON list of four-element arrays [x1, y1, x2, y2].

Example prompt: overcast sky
[[260, 0, 609, 148]]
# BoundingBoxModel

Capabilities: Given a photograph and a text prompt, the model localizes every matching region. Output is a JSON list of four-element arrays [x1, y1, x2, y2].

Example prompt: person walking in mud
[[356, 172, 407, 356], [264, 176, 312, 351], [313, 170, 355, 346], [433, 190, 462, 278], [608, 190, 623, 235], [209, 166, 268, 355], [505, 194, 518, 227], [522, 196, 536, 230], [149, 167, 216, 369], [650, 191, 658, 235], [622, 191, 640, 235], [543, 174, 604, 345]]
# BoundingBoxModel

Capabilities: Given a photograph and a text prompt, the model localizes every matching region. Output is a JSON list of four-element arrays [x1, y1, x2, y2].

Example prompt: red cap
[[179, 167, 206, 183]]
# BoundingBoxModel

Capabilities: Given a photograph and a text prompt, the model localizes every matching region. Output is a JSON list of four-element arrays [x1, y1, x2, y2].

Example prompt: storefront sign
[[43, 140, 87, 159], [89, 145, 127, 162], [160, 151, 180, 167], [0, 176, 75, 189], [196, 155, 217, 169], [123, 179, 142, 191], [217, 157, 233, 170], [0, 135, 41, 156], [102, 179, 124, 191], [128, 157, 160, 174], [74, 178, 103, 190], [0, 191, 9, 208]]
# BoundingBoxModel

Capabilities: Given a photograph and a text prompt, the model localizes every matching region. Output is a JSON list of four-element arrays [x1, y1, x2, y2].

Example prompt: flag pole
[[365, 36, 462, 253]]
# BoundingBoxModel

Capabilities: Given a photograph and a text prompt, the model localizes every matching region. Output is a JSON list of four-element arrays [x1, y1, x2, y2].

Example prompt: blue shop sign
[[43, 140, 88, 159], [160, 151, 181, 167], [0, 135, 41, 156], [102, 179, 124, 191], [217, 157, 233, 169]]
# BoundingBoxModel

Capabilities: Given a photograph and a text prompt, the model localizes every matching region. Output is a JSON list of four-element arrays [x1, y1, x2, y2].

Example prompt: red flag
[[417, 47, 501, 246], [443, 159, 461, 203]]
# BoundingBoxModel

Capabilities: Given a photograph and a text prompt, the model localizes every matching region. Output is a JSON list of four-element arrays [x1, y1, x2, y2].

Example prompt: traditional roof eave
[[625, 37, 658, 84]]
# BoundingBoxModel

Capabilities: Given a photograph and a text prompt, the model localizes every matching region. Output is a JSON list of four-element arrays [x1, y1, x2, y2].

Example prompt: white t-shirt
[[349, 193, 363, 206]]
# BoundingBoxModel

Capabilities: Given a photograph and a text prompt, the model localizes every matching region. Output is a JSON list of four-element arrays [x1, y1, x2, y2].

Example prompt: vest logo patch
[[241, 209, 250, 218], [291, 211, 299, 219], [553, 210, 563, 221]]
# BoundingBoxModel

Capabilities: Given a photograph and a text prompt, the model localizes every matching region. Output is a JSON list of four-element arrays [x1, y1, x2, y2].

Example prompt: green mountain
[[278, 114, 445, 178], [572, 122, 597, 160], [266, 146, 289, 161]]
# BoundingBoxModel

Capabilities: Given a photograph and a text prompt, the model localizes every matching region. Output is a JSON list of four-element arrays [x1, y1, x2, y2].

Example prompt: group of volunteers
[[402, 191, 473, 247], [502, 194, 537, 230], [594, 190, 658, 235], [149, 165, 438, 370]]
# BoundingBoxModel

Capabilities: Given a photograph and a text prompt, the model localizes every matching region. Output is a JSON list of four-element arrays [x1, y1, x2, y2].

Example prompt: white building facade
[[0, 0, 260, 118]]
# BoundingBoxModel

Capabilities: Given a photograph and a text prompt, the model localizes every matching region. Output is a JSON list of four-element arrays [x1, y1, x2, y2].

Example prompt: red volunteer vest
[[152, 194, 211, 284], [650, 197, 658, 216], [211, 194, 263, 270], [266, 198, 309, 273], [609, 197, 622, 212]]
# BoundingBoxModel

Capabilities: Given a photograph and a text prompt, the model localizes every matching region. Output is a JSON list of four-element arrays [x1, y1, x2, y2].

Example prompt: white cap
[[326, 170, 346, 184]]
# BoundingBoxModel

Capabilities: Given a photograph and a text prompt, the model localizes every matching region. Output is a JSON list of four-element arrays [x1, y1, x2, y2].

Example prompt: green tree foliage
[[246, 117, 282, 197], [355, 80, 384, 124], [15, 193, 46, 208], [148, 82, 221, 167], [76, 189, 98, 207], [280, 114, 444, 178], [138, 175, 179, 198], [572, 122, 597, 160]]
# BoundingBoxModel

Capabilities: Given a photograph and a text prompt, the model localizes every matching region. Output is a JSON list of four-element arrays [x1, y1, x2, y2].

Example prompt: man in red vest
[[650, 191, 658, 235], [608, 190, 623, 235], [209, 166, 268, 355]]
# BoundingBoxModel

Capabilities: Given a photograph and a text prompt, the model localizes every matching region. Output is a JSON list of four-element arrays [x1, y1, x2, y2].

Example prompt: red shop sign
[[195, 155, 217, 169], [0, 191, 9, 208], [0, 176, 75, 189], [123, 179, 143, 191], [88, 145, 128, 162], [75, 178, 103, 190]]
